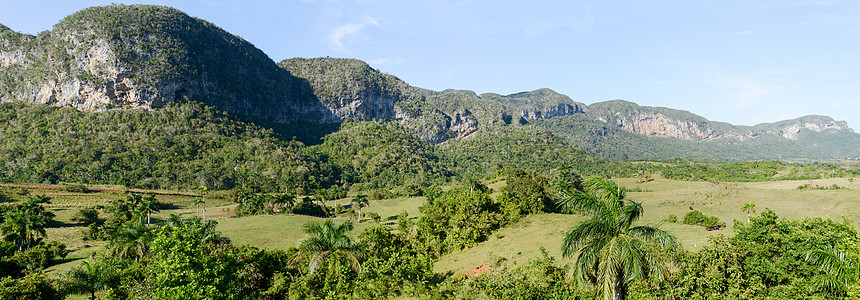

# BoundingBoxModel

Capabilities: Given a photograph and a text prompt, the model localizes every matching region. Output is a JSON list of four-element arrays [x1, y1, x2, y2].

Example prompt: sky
[[1, 0, 859, 128]]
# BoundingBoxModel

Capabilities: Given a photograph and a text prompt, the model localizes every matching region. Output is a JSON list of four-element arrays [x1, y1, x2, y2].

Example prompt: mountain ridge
[[0, 4, 857, 161]]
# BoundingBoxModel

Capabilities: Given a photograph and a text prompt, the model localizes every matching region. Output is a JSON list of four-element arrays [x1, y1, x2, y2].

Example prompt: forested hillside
[[2, 4, 857, 162]]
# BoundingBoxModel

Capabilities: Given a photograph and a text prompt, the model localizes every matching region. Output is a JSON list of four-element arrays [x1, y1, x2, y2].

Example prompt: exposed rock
[[589, 100, 854, 142]]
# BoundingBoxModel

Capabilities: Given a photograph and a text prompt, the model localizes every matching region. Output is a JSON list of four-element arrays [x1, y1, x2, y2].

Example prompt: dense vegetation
[[3, 4, 860, 299], [0, 102, 339, 191]]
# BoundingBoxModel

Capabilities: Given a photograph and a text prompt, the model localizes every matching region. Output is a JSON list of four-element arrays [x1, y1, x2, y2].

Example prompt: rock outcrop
[[587, 100, 854, 142]]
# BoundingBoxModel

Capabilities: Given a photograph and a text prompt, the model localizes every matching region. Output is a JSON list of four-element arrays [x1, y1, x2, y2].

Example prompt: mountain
[[539, 101, 859, 161], [1, 4, 857, 163], [0, 5, 325, 123]]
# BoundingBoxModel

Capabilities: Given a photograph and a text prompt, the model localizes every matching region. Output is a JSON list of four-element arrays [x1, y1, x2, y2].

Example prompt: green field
[[17, 176, 860, 279]]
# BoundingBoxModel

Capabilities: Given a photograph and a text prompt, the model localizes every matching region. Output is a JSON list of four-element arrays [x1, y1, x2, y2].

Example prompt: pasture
[[9, 176, 860, 278]]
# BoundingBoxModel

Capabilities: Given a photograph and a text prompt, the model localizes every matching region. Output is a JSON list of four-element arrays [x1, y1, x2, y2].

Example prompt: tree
[[559, 177, 680, 300], [272, 192, 296, 213], [196, 186, 208, 221], [740, 202, 756, 223], [351, 193, 369, 223], [296, 220, 364, 275], [138, 195, 160, 226], [1, 208, 47, 251], [62, 259, 119, 300], [108, 221, 151, 262], [805, 247, 860, 295], [193, 197, 204, 219]]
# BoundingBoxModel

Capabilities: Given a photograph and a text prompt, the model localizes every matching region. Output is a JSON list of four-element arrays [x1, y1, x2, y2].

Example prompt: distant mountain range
[[1, 4, 858, 162]]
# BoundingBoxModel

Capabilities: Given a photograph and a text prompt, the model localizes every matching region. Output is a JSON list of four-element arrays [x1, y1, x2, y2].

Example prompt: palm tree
[[196, 186, 208, 221], [296, 220, 364, 275], [351, 193, 369, 223], [805, 247, 860, 295], [109, 221, 151, 262], [63, 259, 118, 300], [1, 208, 47, 251], [272, 192, 296, 213], [740, 202, 756, 223], [138, 195, 159, 226], [559, 177, 680, 300], [193, 197, 204, 219]]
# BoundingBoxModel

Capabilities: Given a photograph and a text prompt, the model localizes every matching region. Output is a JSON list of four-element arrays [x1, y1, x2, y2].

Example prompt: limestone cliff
[[587, 100, 854, 142]]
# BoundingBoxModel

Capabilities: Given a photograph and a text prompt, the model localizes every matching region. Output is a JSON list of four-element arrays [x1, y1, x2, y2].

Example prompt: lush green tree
[[636, 209, 860, 299], [496, 167, 553, 222], [1, 209, 47, 252], [108, 221, 151, 262], [62, 259, 119, 300], [741, 202, 756, 223], [805, 247, 860, 296], [138, 217, 242, 300], [296, 220, 364, 275], [351, 193, 369, 223], [0, 274, 60, 300], [415, 186, 504, 257], [137, 195, 159, 225], [271, 192, 296, 213], [559, 177, 680, 300]]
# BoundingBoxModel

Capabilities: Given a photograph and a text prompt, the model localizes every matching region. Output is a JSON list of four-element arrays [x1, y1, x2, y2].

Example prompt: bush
[[683, 210, 722, 227], [663, 214, 678, 223], [368, 189, 393, 200], [70, 207, 100, 225]]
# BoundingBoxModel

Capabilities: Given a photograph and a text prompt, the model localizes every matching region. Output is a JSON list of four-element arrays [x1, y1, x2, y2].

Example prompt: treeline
[[658, 160, 860, 182], [0, 102, 340, 192], [1, 101, 855, 196], [0, 102, 630, 193]]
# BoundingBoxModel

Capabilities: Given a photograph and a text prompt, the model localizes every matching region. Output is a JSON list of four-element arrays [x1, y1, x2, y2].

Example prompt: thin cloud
[[696, 64, 788, 110], [329, 15, 382, 52]]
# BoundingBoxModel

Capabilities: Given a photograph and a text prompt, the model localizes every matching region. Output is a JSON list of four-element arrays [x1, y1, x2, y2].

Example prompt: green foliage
[[137, 218, 247, 300], [0, 274, 61, 300], [1, 195, 53, 251], [70, 207, 100, 225], [289, 197, 331, 218], [437, 125, 627, 179], [636, 209, 860, 299], [312, 120, 452, 190], [797, 183, 850, 190], [441, 249, 593, 300], [496, 168, 554, 222], [61, 259, 121, 300], [682, 210, 723, 227], [560, 177, 680, 300], [660, 160, 860, 182], [662, 214, 678, 223], [415, 187, 505, 257], [0, 102, 338, 191]]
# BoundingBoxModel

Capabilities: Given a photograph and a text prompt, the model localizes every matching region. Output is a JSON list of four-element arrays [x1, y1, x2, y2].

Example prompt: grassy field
[[9, 176, 860, 280]]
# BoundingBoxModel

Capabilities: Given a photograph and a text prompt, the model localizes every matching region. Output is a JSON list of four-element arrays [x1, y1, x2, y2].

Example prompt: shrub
[[683, 210, 722, 227], [663, 214, 678, 223]]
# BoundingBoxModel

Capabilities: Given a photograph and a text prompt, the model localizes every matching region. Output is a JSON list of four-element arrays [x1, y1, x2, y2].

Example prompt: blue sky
[[2, 1, 859, 128]]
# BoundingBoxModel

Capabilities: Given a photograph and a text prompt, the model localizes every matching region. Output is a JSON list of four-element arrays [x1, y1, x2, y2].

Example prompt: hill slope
[[1, 4, 857, 163]]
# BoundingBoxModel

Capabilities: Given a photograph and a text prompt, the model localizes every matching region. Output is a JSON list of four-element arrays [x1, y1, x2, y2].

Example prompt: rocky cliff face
[[2, 4, 855, 156], [587, 100, 854, 142], [0, 5, 325, 123]]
